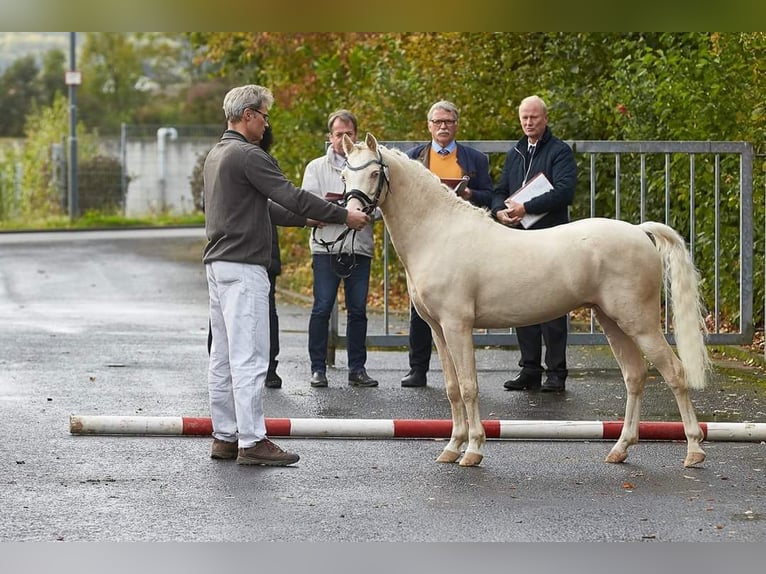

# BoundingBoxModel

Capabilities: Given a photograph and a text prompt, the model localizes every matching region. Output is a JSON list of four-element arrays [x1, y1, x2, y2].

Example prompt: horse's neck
[[381, 156, 454, 266]]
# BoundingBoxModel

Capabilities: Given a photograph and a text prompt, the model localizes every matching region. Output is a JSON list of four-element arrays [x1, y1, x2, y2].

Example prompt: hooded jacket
[[303, 145, 377, 257]]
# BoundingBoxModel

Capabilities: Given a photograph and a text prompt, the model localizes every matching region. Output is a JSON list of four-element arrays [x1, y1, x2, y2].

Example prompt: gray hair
[[222, 85, 274, 122], [427, 100, 459, 122], [327, 109, 358, 133], [519, 95, 548, 115]]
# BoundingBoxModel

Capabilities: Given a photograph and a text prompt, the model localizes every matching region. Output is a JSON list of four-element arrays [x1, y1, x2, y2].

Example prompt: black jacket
[[491, 126, 576, 229]]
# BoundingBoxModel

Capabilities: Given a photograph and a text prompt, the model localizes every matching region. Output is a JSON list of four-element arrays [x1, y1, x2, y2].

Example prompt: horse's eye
[[371, 170, 379, 179]]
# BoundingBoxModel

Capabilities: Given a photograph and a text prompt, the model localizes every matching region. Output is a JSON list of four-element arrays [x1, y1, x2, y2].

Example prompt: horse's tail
[[639, 221, 711, 390]]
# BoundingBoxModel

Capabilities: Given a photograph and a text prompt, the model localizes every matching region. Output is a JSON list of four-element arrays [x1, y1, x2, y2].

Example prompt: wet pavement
[[0, 228, 764, 542]]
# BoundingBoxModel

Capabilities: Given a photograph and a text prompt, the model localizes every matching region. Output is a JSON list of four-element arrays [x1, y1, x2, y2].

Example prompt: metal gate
[[329, 140, 754, 353]]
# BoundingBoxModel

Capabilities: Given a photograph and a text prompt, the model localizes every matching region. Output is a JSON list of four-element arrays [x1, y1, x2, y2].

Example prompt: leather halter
[[343, 148, 390, 214], [310, 149, 389, 278]]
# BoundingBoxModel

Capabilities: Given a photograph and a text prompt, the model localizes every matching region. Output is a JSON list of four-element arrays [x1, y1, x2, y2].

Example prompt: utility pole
[[65, 32, 80, 220]]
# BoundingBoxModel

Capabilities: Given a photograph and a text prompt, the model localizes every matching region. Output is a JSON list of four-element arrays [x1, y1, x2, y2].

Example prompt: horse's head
[[341, 133, 390, 209]]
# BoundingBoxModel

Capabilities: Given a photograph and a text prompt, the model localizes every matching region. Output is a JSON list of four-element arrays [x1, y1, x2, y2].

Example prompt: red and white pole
[[69, 415, 766, 442]]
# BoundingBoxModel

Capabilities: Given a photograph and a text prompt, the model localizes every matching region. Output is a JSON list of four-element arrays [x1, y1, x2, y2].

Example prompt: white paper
[[505, 172, 552, 228]]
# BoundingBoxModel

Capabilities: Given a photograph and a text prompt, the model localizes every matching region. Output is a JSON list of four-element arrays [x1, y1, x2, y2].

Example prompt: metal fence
[[329, 140, 754, 354]]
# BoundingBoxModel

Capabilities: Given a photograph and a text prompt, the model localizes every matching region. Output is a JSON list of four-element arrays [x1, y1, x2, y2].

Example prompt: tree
[[181, 33, 766, 324], [0, 55, 41, 136], [38, 48, 67, 108], [78, 33, 149, 132]]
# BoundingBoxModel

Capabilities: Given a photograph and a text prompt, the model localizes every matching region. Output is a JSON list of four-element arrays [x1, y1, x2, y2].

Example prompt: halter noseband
[[343, 148, 390, 214]]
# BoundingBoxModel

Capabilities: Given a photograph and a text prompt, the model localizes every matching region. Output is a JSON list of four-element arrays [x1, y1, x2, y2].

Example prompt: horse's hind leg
[[635, 332, 705, 467], [430, 325, 467, 464], [594, 309, 648, 464]]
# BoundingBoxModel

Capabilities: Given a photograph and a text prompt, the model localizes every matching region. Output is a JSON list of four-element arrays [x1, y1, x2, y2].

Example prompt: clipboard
[[504, 172, 552, 228], [324, 192, 345, 205], [441, 176, 470, 196]]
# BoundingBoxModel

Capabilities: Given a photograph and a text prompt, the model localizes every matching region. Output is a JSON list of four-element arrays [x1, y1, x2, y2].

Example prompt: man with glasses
[[203, 86, 370, 465], [401, 100, 494, 388], [302, 109, 380, 389]]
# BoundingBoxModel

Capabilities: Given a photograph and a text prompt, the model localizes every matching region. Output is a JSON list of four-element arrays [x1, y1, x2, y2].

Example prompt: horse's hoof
[[605, 450, 628, 464], [683, 451, 705, 467], [436, 449, 460, 463], [458, 452, 483, 467]]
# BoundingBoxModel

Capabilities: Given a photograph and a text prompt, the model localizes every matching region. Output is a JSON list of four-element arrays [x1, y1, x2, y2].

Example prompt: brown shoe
[[210, 438, 238, 460], [237, 438, 300, 466]]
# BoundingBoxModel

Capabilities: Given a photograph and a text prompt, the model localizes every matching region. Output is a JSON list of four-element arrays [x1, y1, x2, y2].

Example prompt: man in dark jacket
[[491, 95, 577, 392], [260, 126, 285, 388], [400, 100, 494, 388]]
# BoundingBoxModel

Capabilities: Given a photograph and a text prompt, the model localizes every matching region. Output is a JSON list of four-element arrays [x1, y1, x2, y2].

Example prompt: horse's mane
[[377, 144, 494, 222]]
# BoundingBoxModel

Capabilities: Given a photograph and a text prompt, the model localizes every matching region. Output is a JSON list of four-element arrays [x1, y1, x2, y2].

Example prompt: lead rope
[[311, 190, 378, 278]]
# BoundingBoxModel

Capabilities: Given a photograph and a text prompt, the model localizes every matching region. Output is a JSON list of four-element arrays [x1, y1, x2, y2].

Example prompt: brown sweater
[[203, 130, 348, 266]]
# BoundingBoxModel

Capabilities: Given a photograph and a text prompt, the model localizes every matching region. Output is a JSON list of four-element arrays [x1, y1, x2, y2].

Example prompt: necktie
[[438, 148, 450, 156], [528, 145, 535, 156]]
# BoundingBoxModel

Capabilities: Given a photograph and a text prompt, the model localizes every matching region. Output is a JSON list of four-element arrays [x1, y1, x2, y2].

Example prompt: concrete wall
[[102, 134, 215, 217]]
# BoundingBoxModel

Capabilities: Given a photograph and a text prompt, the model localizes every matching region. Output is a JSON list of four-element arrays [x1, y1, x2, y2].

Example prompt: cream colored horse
[[342, 133, 711, 468]]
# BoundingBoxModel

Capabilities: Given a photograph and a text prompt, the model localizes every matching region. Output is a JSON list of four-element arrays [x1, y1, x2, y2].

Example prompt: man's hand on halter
[[345, 206, 370, 231]]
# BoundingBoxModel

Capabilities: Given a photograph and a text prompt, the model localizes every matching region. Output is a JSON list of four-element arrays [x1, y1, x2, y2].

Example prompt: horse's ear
[[341, 134, 354, 156], [365, 133, 378, 152]]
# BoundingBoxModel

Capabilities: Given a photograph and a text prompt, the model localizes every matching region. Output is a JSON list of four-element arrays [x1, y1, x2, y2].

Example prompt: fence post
[[327, 302, 338, 367]]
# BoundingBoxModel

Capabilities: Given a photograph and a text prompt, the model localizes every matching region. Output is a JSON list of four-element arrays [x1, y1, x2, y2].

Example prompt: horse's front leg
[[431, 327, 466, 463], [440, 323, 484, 467]]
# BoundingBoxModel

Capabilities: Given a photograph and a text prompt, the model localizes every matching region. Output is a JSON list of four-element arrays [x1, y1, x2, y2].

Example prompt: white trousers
[[206, 261, 270, 448]]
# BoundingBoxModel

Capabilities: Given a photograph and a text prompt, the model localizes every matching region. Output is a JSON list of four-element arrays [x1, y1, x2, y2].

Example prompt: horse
[[341, 133, 711, 468]]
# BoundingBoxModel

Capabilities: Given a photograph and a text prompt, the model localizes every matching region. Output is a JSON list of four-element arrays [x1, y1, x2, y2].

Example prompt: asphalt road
[[1, 227, 765, 545]]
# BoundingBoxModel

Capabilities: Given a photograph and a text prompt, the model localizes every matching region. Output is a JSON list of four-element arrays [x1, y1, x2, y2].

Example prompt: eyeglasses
[[429, 119, 457, 126], [249, 108, 270, 123]]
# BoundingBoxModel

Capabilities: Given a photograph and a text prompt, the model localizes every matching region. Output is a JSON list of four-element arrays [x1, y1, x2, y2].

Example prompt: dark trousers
[[207, 271, 280, 373], [407, 304, 433, 373], [267, 272, 279, 371], [308, 254, 371, 373], [516, 315, 568, 379]]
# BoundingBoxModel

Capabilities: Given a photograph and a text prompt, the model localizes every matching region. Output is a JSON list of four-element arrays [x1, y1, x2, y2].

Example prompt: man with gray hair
[[401, 100, 494, 388], [203, 85, 370, 465], [491, 94, 577, 393]]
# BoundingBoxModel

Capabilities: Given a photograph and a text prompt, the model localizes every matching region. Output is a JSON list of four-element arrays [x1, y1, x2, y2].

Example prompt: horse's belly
[[474, 297, 584, 329]]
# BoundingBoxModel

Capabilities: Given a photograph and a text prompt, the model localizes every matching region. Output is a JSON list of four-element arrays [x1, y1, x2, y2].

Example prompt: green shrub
[[189, 149, 209, 212], [77, 155, 125, 213]]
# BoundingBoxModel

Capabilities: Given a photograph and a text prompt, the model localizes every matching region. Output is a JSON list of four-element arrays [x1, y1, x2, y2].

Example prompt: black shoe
[[400, 369, 427, 387], [265, 370, 282, 389], [310, 371, 328, 388], [503, 372, 542, 391], [348, 369, 379, 387], [541, 377, 566, 392]]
